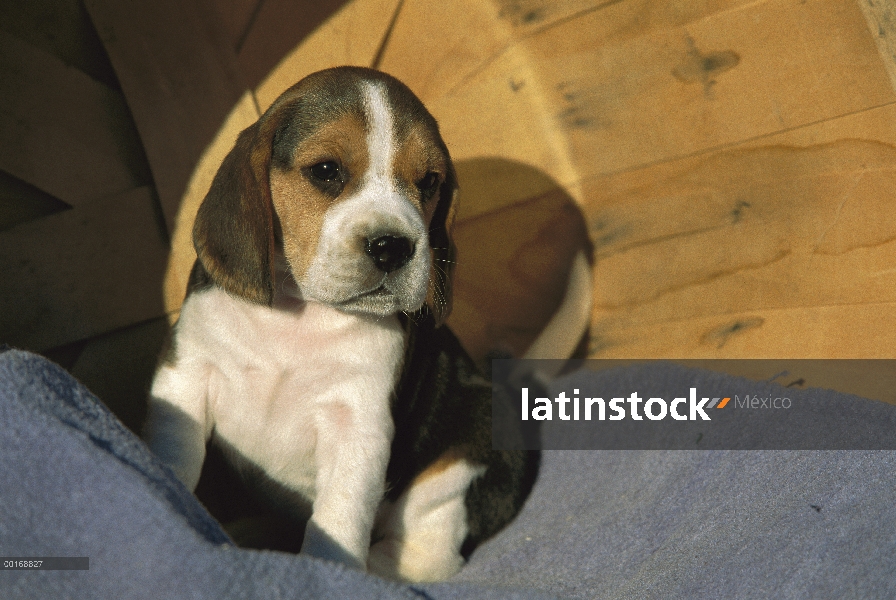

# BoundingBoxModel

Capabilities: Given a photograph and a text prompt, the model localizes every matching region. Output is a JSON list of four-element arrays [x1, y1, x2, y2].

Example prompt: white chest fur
[[149, 287, 406, 540]]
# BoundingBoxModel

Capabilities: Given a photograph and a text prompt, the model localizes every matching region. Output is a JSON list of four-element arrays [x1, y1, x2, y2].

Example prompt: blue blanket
[[1, 348, 894, 599]]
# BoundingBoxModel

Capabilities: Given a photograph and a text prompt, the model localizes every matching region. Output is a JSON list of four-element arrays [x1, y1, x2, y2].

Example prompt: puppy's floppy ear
[[193, 104, 290, 306], [426, 162, 458, 326]]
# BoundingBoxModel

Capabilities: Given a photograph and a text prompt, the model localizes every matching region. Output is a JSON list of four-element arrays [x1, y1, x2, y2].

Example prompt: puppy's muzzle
[[365, 235, 415, 273]]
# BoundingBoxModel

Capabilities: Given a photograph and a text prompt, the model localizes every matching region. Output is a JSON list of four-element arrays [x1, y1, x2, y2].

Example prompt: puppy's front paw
[[367, 538, 464, 583], [301, 521, 365, 571]]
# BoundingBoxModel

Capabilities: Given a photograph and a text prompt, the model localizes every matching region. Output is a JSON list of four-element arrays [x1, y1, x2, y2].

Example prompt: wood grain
[[591, 302, 896, 360], [519, 0, 896, 180], [236, 0, 349, 90], [583, 100, 896, 359], [0, 187, 169, 351], [448, 161, 590, 364], [0, 170, 69, 232], [0, 31, 150, 206], [253, 0, 402, 110], [860, 0, 896, 94], [206, 0, 264, 53], [377, 0, 516, 103], [84, 0, 250, 232], [0, 0, 119, 88]]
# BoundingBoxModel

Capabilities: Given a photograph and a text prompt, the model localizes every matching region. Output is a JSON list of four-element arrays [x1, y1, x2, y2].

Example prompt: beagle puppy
[[144, 67, 541, 582]]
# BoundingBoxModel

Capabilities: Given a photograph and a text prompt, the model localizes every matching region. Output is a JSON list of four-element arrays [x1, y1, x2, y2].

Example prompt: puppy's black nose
[[365, 235, 414, 273]]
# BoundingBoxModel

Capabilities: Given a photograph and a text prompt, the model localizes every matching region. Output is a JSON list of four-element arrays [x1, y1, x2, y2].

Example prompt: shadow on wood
[[448, 157, 592, 368]]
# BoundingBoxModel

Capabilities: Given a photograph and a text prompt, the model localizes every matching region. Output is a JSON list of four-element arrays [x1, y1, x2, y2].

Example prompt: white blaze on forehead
[[298, 79, 430, 311], [362, 82, 396, 184]]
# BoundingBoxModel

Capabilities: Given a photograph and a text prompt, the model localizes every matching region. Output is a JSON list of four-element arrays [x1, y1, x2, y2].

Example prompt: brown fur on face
[[390, 124, 457, 325], [270, 113, 370, 280], [192, 67, 458, 323], [271, 114, 453, 306]]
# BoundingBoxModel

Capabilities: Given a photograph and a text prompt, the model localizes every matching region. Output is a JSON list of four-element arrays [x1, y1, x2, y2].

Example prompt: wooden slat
[[376, 0, 515, 103], [0, 169, 70, 232], [587, 140, 896, 321], [520, 0, 896, 179], [419, 0, 896, 200], [206, 0, 264, 53], [379, 0, 896, 363], [378, 0, 758, 105], [591, 302, 896, 360], [494, 0, 754, 40], [425, 53, 582, 216], [860, 0, 896, 94], [253, 0, 402, 110], [485, 0, 617, 35], [581, 101, 896, 359], [84, 0, 250, 232], [0, 31, 151, 206], [0, 0, 119, 89], [235, 0, 348, 90], [0, 187, 169, 351]]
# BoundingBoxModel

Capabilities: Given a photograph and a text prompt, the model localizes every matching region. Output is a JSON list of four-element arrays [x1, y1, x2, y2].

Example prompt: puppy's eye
[[310, 161, 341, 182], [417, 172, 440, 200]]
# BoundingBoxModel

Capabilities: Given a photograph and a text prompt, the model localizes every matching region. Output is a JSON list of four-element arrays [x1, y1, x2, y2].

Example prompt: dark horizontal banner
[[491, 359, 896, 450]]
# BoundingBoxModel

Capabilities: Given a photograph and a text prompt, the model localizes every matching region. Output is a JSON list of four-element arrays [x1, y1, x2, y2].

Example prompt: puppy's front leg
[[144, 360, 212, 491], [301, 397, 393, 570]]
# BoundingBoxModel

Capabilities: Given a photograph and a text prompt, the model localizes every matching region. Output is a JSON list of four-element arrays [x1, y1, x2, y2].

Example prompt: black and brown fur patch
[[388, 312, 538, 556]]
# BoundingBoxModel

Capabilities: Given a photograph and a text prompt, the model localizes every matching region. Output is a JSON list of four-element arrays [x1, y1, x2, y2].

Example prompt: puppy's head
[[194, 67, 457, 323]]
